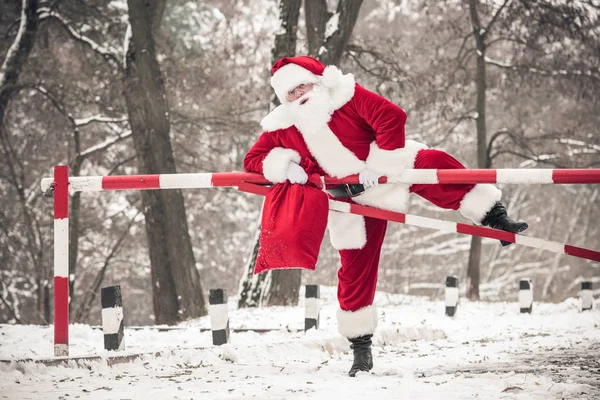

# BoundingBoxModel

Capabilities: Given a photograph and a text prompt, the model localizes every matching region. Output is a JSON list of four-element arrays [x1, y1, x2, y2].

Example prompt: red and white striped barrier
[[43, 166, 600, 357], [40, 168, 600, 193], [237, 182, 600, 263]]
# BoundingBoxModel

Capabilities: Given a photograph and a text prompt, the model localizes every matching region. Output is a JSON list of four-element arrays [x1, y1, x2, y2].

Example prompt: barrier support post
[[54, 165, 69, 356]]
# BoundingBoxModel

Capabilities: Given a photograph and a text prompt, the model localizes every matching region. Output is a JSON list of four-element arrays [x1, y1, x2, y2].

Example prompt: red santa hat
[[270, 56, 326, 103]]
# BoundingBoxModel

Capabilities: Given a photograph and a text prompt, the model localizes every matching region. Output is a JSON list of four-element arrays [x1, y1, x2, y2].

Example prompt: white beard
[[283, 85, 334, 132]]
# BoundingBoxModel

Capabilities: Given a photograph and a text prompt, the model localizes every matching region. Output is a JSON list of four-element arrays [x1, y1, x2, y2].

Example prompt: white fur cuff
[[366, 140, 428, 176], [337, 305, 378, 338], [262, 147, 301, 183], [458, 184, 503, 223]]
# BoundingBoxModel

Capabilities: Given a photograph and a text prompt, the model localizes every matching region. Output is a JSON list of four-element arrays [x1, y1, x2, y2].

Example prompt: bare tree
[[124, 0, 205, 324], [238, 0, 364, 307]]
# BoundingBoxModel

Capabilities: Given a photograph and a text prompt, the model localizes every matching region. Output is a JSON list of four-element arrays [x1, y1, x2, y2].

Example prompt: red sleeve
[[244, 131, 301, 183], [244, 131, 278, 173], [351, 84, 406, 150]]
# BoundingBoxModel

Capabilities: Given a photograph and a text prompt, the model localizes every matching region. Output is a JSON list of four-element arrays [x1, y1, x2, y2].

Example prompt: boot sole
[[501, 223, 529, 246]]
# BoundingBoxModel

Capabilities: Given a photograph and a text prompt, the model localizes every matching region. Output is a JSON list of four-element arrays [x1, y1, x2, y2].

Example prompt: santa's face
[[286, 83, 314, 103]]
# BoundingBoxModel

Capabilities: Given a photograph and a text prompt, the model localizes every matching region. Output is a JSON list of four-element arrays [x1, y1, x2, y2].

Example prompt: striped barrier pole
[[236, 182, 600, 263], [209, 289, 229, 346], [40, 168, 600, 193], [101, 285, 125, 351], [53, 166, 69, 357], [581, 281, 593, 311], [519, 279, 534, 314], [304, 285, 320, 331], [445, 276, 459, 317]]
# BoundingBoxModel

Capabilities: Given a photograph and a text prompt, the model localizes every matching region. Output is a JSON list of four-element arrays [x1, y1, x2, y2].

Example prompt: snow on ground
[[1, 287, 599, 400]]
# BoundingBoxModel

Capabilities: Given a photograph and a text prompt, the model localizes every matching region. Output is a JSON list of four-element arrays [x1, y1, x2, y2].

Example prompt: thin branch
[[484, 0, 511, 38], [484, 56, 600, 82], [38, 7, 122, 70]]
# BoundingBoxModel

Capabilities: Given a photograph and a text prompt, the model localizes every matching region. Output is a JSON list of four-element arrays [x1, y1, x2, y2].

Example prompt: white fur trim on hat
[[366, 140, 429, 176], [262, 147, 301, 183], [337, 305, 378, 338], [327, 210, 367, 250], [458, 184, 503, 224], [271, 63, 320, 103]]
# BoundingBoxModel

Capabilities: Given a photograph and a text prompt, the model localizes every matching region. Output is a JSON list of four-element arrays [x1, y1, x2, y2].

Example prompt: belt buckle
[[346, 184, 365, 198]]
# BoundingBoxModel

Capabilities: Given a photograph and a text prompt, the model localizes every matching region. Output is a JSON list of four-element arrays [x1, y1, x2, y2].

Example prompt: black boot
[[348, 335, 373, 377], [481, 202, 529, 246]]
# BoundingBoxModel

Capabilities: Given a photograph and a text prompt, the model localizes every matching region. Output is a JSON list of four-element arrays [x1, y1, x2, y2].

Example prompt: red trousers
[[337, 149, 475, 311]]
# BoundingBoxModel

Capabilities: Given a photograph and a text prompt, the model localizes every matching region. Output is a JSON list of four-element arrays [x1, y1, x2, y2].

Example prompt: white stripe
[[328, 200, 351, 213], [54, 218, 69, 278], [102, 306, 124, 334], [305, 298, 320, 320], [209, 303, 229, 331], [388, 169, 438, 184], [54, 344, 68, 357], [42, 177, 103, 192], [160, 173, 214, 189], [497, 169, 553, 184], [515, 235, 564, 253], [405, 214, 457, 233], [519, 288, 533, 308], [581, 289, 593, 310], [445, 287, 459, 307]]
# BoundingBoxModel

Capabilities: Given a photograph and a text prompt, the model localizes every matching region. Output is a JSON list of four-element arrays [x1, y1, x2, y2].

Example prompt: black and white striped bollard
[[101, 285, 125, 351], [304, 285, 320, 331], [581, 281, 593, 311], [519, 279, 533, 314], [445, 276, 459, 317], [209, 289, 229, 345]]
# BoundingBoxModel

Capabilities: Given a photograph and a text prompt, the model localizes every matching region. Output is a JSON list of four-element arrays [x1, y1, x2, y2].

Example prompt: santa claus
[[243, 56, 528, 377]]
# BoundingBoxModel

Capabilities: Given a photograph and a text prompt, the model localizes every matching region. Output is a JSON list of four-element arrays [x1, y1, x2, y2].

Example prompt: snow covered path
[[1, 288, 599, 399]]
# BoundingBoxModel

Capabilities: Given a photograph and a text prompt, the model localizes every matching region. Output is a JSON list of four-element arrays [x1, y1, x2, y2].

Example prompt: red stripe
[[457, 223, 516, 243], [564, 245, 600, 262], [54, 166, 69, 219], [237, 181, 271, 196], [350, 203, 406, 223], [54, 276, 69, 345], [102, 175, 160, 190], [211, 172, 270, 187], [437, 169, 497, 184], [552, 169, 600, 184]]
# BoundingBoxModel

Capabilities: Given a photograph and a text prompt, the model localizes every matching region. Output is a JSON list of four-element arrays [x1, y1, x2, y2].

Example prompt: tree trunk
[[309, 0, 363, 66], [466, 0, 487, 300], [237, 0, 302, 308], [238, 0, 364, 307], [0, 0, 41, 322], [124, 0, 205, 324]]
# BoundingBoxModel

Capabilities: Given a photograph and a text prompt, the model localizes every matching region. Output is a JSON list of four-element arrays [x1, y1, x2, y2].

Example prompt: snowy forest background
[[1, 0, 598, 327]]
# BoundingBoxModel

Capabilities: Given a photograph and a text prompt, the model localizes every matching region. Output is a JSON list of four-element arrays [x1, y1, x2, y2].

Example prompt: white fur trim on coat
[[262, 147, 301, 183], [458, 184, 502, 224], [300, 123, 366, 178], [321, 65, 356, 110], [271, 63, 321, 104], [260, 105, 294, 132], [366, 140, 428, 176], [327, 210, 367, 250], [337, 305, 378, 338], [353, 183, 411, 213]]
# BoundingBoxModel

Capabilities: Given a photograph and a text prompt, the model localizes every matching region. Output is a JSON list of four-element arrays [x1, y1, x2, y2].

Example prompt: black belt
[[326, 184, 365, 198]]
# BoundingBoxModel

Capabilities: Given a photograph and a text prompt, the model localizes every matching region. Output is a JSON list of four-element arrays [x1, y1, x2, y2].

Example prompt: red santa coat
[[244, 65, 429, 250]]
